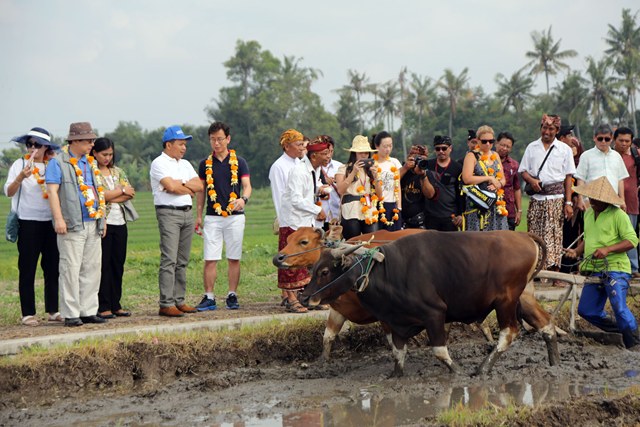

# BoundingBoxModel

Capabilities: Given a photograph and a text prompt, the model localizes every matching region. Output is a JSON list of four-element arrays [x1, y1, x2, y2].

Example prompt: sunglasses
[[596, 136, 612, 143], [25, 141, 43, 149], [434, 146, 449, 152], [479, 139, 495, 144]]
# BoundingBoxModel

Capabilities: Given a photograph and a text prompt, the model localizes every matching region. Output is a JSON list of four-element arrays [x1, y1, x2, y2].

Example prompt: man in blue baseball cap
[[150, 125, 203, 317]]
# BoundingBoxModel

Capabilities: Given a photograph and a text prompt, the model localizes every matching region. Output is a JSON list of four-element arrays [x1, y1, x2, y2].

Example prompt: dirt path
[[2, 322, 640, 426]]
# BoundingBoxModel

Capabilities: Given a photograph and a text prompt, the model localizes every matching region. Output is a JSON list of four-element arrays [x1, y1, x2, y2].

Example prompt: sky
[[0, 0, 638, 148]]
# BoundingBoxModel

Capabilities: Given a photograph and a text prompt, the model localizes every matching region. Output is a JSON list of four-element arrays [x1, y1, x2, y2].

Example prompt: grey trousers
[[57, 221, 101, 318], [156, 208, 194, 308]]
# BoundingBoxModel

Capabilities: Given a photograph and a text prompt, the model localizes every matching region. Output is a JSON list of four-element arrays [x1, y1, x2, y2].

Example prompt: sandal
[[21, 315, 39, 327], [286, 300, 308, 314], [48, 312, 64, 322], [114, 310, 131, 317]]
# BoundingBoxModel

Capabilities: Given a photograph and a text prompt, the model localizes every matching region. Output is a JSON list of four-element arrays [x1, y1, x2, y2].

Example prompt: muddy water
[[5, 331, 640, 427]]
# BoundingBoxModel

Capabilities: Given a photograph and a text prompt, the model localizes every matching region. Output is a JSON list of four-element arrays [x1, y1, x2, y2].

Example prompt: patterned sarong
[[527, 198, 564, 269], [277, 227, 311, 290]]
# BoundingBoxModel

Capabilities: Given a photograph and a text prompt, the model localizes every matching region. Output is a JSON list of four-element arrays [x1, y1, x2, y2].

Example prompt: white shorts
[[203, 214, 246, 261]]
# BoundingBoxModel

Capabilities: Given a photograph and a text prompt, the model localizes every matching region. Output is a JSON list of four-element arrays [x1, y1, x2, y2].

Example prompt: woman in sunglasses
[[461, 125, 508, 231], [3, 127, 62, 326]]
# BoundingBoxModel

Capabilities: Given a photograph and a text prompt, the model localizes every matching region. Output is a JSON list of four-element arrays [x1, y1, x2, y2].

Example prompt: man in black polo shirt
[[424, 135, 464, 231], [195, 122, 252, 311]]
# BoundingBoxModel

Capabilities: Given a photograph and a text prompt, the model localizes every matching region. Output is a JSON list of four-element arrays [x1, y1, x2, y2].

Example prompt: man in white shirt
[[277, 137, 330, 313], [575, 124, 628, 211], [150, 125, 203, 317], [519, 114, 576, 270]]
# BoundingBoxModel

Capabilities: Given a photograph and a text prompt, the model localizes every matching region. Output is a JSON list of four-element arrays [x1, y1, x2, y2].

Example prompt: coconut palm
[[438, 68, 470, 137], [605, 8, 640, 134], [554, 71, 589, 139], [410, 73, 436, 141], [346, 70, 375, 134], [494, 70, 535, 114], [523, 26, 578, 95], [375, 81, 400, 132], [584, 56, 622, 125]]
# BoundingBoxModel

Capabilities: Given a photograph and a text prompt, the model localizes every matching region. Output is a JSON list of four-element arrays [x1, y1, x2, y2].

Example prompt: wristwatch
[[565, 201, 573, 206], [181, 179, 187, 186], [241, 196, 249, 204]]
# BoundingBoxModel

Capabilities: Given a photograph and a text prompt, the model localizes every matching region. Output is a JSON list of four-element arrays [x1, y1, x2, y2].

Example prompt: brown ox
[[273, 226, 562, 362]]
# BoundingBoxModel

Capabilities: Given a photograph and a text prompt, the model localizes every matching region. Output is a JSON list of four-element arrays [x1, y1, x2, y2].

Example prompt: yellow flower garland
[[24, 154, 48, 199], [372, 155, 401, 226], [68, 155, 106, 219], [205, 149, 239, 217], [477, 150, 508, 217]]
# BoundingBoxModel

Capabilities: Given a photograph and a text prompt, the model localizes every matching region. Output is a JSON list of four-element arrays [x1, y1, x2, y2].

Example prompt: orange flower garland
[[477, 149, 508, 217], [372, 154, 401, 226], [24, 154, 48, 199], [206, 150, 239, 217], [357, 183, 378, 225], [68, 155, 106, 219]]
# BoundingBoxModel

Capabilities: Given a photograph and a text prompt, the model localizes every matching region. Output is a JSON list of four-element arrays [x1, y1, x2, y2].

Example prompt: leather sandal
[[21, 315, 39, 326], [286, 300, 308, 314], [113, 310, 131, 317]]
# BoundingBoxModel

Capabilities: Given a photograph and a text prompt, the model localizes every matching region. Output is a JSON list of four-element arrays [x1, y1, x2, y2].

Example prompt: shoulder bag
[[524, 146, 555, 196], [5, 159, 24, 243]]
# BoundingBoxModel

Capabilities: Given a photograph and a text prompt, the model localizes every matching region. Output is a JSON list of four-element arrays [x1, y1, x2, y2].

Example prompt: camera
[[414, 156, 429, 170], [361, 158, 375, 169]]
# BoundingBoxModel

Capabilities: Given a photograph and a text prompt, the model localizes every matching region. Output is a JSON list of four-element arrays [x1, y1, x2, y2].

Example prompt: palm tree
[[523, 26, 578, 95], [398, 67, 408, 158], [410, 73, 436, 141], [584, 56, 622, 125], [375, 81, 400, 132], [554, 71, 589, 139], [438, 68, 469, 137], [346, 70, 374, 134], [605, 8, 640, 134], [494, 70, 534, 114]]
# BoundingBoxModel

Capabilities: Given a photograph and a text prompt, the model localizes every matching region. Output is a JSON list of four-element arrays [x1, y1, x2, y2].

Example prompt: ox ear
[[314, 227, 325, 241]]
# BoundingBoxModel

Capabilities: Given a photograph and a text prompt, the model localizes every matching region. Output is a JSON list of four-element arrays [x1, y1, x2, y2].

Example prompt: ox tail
[[527, 232, 548, 280]]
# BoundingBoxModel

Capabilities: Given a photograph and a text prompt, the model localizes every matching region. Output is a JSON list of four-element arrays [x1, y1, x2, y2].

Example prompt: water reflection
[[216, 380, 622, 427]]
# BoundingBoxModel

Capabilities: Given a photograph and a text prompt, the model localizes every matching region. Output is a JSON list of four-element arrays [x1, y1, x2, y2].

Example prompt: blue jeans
[[578, 272, 638, 332]]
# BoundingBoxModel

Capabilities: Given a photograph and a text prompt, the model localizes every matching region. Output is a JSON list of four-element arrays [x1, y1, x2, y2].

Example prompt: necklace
[[356, 172, 379, 225], [24, 154, 48, 199], [205, 149, 239, 217], [475, 149, 508, 217], [372, 154, 400, 225], [68, 154, 106, 218]]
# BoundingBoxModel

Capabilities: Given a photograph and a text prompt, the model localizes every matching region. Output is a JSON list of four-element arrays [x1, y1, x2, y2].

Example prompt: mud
[[2, 321, 640, 426]]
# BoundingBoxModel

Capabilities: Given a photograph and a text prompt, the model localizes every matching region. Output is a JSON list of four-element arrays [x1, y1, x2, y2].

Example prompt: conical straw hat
[[572, 176, 624, 206]]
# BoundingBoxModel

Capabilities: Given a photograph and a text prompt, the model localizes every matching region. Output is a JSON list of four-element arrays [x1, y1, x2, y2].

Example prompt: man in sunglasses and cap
[[565, 176, 640, 350], [575, 124, 628, 212]]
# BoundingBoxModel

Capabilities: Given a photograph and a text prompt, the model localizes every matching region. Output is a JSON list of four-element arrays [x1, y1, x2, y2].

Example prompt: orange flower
[[497, 189, 504, 196], [33, 167, 39, 174], [205, 159, 213, 165], [85, 200, 94, 207], [372, 210, 379, 216], [393, 208, 400, 213], [480, 155, 489, 162], [377, 167, 382, 173], [356, 185, 365, 193], [496, 172, 504, 179], [228, 203, 235, 210], [474, 145, 480, 151], [69, 158, 78, 165], [86, 156, 94, 163], [205, 169, 213, 175], [362, 206, 369, 213], [43, 194, 48, 199], [37, 179, 45, 184], [360, 197, 366, 204], [75, 169, 83, 176], [487, 168, 495, 175], [390, 166, 397, 173], [25, 154, 31, 160], [229, 192, 237, 198], [380, 216, 387, 223], [208, 190, 215, 197], [94, 170, 100, 175], [213, 203, 221, 210], [379, 207, 386, 214], [89, 212, 96, 218], [490, 153, 497, 161], [365, 218, 372, 225], [221, 211, 229, 217], [97, 186, 104, 192], [372, 154, 379, 161], [79, 184, 88, 191], [230, 165, 239, 171]]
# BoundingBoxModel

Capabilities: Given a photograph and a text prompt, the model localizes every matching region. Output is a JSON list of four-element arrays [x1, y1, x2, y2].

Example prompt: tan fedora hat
[[67, 122, 97, 141], [572, 176, 624, 206], [344, 135, 377, 153]]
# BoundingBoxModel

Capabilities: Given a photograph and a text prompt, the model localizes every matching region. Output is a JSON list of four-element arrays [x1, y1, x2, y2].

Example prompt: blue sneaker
[[196, 295, 217, 311], [225, 293, 239, 310]]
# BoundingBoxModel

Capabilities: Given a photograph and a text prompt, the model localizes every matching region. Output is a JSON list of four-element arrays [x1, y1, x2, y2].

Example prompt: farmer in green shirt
[[565, 176, 640, 350]]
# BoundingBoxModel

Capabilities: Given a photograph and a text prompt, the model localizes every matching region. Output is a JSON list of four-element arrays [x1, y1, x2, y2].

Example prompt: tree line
[[1, 8, 639, 189]]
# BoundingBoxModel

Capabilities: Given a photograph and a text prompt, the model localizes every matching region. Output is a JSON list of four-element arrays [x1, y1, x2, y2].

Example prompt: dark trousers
[[341, 218, 378, 240], [424, 216, 457, 232], [379, 201, 403, 231], [99, 224, 128, 312], [17, 219, 59, 316]]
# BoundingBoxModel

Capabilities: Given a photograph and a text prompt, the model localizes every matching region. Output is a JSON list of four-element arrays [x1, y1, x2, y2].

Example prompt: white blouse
[[3, 158, 53, 221]]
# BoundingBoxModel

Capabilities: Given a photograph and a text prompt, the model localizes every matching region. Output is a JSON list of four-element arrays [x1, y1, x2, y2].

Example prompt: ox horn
[[314, 227, 325, 240], [329, 242, 365, 259]]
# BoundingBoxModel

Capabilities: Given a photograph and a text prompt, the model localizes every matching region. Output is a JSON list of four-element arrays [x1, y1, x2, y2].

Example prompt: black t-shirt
[[423, 159, 464, 218], [198, 153, 250, 216], [400, 170, 425, 220]]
